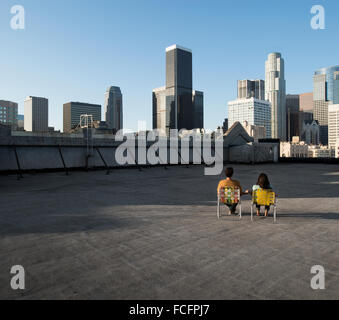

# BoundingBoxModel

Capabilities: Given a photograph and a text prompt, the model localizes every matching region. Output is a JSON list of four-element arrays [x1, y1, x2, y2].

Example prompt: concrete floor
[[0, 163, 339, 300]]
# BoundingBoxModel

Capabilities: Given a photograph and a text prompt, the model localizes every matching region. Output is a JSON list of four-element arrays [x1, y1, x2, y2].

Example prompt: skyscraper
[[313, 66, 339, 145], [192, 90, 204, 129], [286, 94, 300, 141], [299, 93, 314, 113], [334, 71, 339, 104], [315, 66, 339, 101], [313, 74, 328, 145], [63, 102, 101, 133], [265, 52, 286, 140], [153, 45, 204, 134], [285, 93, 315, 142], [104, 86, 123, 132], [238, 79, 265, 100], [166, 45, 193, 130], [152, 86, 168, 130], [24, 96, 48, 132]]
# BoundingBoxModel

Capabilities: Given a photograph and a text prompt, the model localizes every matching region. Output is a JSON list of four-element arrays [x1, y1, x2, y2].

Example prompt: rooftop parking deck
[[1, 163, 339, 299]]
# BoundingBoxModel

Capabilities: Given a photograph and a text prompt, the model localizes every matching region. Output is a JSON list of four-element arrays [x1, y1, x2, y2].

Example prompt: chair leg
[[251, 205, 253, 222], [239, 203, 242, 220], [217, 201, 220, 219], [274, 205, 277, 222]]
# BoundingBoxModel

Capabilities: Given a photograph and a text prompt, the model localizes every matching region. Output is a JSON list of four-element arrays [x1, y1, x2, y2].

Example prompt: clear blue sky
[[0, 0, 338, 131]]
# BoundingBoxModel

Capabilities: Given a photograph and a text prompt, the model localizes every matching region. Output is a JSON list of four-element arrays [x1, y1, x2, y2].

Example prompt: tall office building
[[166, 45, 193, 130], [328, 104, 339, 148], [286, 94, 300, 141], [265, 52, 286, 140], [334, 72, 339, 104], [152, 86, 168, 131], [315, 66, 339, 101], [104, 86, 123, 132], [228, 97, 271, 138], [24, 96, 48, 132], [63, 102, 101, 133], [0, 100, 18, 127], [286, 94, 299, 112], [192, 90, 204, 129], [285, 93, 315, 142], [313, 66, 339, 145], [153, 45, 204, 133], [238, 80, 265, 100], [299, 92, 314, 112]]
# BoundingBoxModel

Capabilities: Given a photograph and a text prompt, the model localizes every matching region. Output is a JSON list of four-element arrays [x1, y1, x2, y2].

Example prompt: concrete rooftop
[[0, 163, 339, 300]]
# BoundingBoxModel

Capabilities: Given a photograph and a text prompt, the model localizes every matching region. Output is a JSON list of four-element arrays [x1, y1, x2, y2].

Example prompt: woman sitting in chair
[[251, 173, 274, 217]]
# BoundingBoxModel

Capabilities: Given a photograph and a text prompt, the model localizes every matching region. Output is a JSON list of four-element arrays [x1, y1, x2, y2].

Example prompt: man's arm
[[239, 183, 249, 196]]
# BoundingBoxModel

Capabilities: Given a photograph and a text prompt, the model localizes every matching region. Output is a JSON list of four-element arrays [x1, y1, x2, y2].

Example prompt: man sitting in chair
[[217, 167, 247, 215]]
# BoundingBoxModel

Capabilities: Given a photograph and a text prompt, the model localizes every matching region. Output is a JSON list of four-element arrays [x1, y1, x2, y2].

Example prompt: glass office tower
[[166, 45, 194, 130], [192, 90, 204, 129], [104, 86, 123, 132], [334, 71, 339, 104], [153, 45, 204, 134], [314, 66, 339, 102], [313, 66, 339, 145]]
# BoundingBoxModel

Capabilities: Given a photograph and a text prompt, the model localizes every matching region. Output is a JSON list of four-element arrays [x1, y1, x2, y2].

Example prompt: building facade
[[166, 45, 193, 130], [335, 139, 339, 158], [280, 140, 309, 158], [328, 104, 339, 149], [104, 86, 123, 132], [152, 86, 168, 132], [63, 102, 101, 133], [286, 94, 299, 112], [300, 120, 320, 145], [313, 66, 339, 145], [237, 79, 265, 100], [17, 114, 24, 130], [0, 100, 18, 127], [228, 97, 271, 138], [299, 92, 314, 112], [308, 145, 335, 158], [192, 90, 204, 129], [24, 96, 49, 132], [153, 45, 204, 134], [285, 93, 315, 142], [265, 53, 286, 141], [334, 72, 339, 104], [242, 121, 266, 140], [286, 94, 300, 141], [313, 73, 329, 145]]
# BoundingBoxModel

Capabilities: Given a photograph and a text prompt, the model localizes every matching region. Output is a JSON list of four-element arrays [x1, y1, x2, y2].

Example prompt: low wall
[[229, 143, 279, 163], [280, 157, 339, 164], [0, 132, 277, 174]]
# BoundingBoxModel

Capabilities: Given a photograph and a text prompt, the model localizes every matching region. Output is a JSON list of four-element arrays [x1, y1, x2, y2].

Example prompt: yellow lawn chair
[[217, 187, 242, 220], [251, 189, 277, 222]]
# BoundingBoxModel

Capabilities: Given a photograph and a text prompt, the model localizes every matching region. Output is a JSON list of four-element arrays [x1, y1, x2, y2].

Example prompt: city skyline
[[1, 0, 339, 131]]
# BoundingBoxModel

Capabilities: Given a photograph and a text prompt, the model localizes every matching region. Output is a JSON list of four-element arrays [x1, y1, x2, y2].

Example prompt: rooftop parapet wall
[[0, 122, 275, 173]]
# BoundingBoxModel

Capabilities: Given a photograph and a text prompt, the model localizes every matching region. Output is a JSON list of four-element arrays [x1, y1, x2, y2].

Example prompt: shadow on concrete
[[1, 164, 339, 238], [0, 214, 146, 237]]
